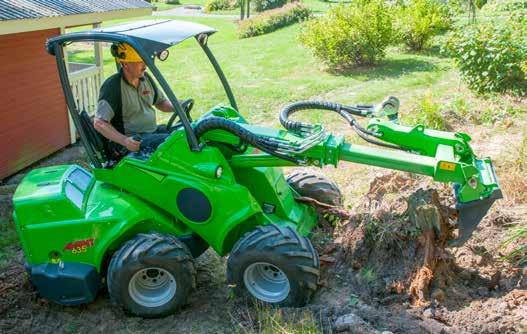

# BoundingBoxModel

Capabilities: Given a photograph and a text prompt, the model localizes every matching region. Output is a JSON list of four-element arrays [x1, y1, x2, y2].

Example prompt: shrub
[[299, 0, 395, 69], [204, 0, 238, 12], [482, 0, 527, 14], [253, 0, 287, 12], [404, 93, 447, 130], [238, 3, 311, 38], [444, 13, 527, 94], [395, 0, 452, 51], [166, 0, 180, 4]]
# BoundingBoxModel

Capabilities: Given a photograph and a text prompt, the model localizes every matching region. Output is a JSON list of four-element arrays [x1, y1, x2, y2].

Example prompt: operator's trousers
[[135, 125, 173, 153], [107, 125, 173, 158]]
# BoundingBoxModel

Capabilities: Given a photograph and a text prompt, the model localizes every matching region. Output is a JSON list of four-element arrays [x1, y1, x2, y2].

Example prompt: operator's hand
[[124, 137, 141, 152]]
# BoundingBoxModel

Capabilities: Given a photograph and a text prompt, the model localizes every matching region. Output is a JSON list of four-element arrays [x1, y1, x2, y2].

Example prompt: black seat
[[79, 110, 115, 165]]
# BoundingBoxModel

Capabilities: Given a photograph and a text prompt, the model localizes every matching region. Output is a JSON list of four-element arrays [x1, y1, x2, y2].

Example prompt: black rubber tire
[[107, 233, 196, 318], [286, 171, 343, 206], [227, 224, 320, 307]]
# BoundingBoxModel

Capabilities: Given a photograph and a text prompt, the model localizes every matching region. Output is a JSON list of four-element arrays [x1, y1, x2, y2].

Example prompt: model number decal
[[64, 238, 95, 254]]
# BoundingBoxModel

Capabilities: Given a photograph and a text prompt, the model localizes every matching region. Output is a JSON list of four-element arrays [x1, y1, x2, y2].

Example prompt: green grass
[[180, 0, 209, 6], [500, 224, 527, 266], [151, 1, 181, 11], [234, 304, 322, 334], [300, 0, 351, 13], [68, 16, 454, 127]]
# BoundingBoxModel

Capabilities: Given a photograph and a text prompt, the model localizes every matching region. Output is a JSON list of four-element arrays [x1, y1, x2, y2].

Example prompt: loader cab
[[47, 20, 238, 169]]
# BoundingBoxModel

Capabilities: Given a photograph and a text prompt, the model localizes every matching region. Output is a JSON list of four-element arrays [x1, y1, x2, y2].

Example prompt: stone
[[334, 313, 373, 333], [423, 308, 434, 319]]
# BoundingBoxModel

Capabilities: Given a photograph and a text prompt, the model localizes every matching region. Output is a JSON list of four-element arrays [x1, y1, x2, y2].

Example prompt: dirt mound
[[314, 172, 526, 333]]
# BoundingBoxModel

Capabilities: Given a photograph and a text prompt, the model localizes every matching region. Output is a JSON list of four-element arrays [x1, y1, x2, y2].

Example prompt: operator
[[94, 43, 176, 153]]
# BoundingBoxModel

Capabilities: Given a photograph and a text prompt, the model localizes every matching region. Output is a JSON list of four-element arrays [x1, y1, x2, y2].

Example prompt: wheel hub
[[128, 267, 177, 308], [243, 262, 290, 303]]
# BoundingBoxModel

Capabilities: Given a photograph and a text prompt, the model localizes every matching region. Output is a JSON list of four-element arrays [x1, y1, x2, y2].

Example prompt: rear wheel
[[227, 224, 319, 306], [107, 233, 196, 318], [286, 171, 343, 206]]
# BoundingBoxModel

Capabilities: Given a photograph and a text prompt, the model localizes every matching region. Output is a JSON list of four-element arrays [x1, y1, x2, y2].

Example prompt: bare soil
[[0, 115, 526, 333]]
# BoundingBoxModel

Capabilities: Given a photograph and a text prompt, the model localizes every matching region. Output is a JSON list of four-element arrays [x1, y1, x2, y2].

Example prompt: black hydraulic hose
[[279, 100, 366, 132], [194, 117, 299, 163], [280, 100, 403, 151]]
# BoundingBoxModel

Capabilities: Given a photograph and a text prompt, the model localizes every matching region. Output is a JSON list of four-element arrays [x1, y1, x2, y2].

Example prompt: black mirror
[[157, 49, 169, 61]]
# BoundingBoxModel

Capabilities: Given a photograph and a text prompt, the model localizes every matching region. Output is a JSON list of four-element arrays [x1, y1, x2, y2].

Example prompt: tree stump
[[407, 189, 453, 306]]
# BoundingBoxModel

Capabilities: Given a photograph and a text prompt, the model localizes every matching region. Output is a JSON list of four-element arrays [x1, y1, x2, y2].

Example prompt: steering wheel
[[166, 98, 194, 131]]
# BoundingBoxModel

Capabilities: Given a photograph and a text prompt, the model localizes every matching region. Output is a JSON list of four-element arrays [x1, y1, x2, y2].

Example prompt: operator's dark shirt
[[95, 71, 167, 135]]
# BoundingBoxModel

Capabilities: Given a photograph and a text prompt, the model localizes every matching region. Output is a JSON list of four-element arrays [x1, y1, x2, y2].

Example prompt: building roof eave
[[0, 8, 152, 36]]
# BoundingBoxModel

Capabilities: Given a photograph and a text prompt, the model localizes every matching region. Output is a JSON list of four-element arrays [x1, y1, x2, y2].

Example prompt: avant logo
[[64, 238, 95, 254]]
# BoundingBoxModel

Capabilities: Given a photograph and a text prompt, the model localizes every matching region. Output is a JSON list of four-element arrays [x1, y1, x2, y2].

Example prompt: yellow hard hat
[[111, 43, 142, 63]]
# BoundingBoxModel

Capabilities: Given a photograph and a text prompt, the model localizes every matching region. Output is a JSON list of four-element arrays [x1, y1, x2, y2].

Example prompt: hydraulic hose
[[194, 117, 300, 163], [279, 100, 366, 133], [279, 100, 403, 151]]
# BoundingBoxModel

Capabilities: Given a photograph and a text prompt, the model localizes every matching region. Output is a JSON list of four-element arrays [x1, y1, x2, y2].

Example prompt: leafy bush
[[444, 14, 527, 94], [253, 0, 287, 12], [395, 0, 452, 51], [166, 0, 180, 4], [482, 0, 527, 14], [404, 93, 447, 130], [204, 0, 238, 12], [299, 0, 395, 69], [238, 3, 311, 38]]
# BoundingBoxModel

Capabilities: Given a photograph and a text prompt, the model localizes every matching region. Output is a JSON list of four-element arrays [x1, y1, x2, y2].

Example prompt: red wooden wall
[[0, 28, 71, 180]]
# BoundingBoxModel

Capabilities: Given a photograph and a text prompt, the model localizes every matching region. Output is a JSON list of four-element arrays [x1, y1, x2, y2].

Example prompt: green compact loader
[[12, 20, 501, 317]]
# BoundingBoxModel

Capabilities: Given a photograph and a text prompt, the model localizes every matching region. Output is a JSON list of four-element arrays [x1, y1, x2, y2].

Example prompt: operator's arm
[[93, 118, 140, 152], [155, 99, 175, 113], [94, 99, 140, 152]]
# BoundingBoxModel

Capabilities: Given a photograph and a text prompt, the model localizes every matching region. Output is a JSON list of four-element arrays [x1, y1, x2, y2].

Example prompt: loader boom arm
[[216, 117, 498, 202], [199, 102, 502, 246]]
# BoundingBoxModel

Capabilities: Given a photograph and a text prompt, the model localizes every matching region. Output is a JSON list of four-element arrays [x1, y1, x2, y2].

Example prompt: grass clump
[[299, 0, 395, 69], [499, 134, 527, 204], [500, 224, 527, 266], [234, 303, 321, 334], [238, 3, 311, 38]]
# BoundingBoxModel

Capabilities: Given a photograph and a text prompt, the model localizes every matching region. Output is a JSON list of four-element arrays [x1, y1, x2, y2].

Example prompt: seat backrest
[[79, 110, 111, 164]]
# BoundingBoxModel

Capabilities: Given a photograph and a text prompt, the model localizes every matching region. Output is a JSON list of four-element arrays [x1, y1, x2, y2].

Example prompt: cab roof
[[47, 19, 217, 56]]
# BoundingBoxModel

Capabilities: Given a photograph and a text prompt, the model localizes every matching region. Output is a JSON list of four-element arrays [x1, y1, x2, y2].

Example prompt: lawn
[[67, 15, 455, 128], [151, 0, 209, 10], [151, 1, 180, 11], [150, 0, 348, 15]]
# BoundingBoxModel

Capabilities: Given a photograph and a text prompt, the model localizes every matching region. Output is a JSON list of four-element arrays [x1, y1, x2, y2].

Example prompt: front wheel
[[107, 233, 196, 318], [227, 225, 320, 306]]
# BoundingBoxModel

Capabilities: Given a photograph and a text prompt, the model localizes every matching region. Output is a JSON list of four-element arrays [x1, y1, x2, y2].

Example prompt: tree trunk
[[246, 0, 250, 18]]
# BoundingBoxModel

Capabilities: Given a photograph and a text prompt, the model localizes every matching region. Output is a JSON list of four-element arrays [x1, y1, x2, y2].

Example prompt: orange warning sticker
[[439, 161, 456, 171]]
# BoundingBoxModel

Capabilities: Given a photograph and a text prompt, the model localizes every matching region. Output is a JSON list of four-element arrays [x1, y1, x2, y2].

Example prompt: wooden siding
[[0, 29, 71, 180]]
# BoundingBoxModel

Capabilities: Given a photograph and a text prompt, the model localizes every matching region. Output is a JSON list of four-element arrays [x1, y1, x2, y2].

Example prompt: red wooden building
[[0, 0, 152, 180]]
